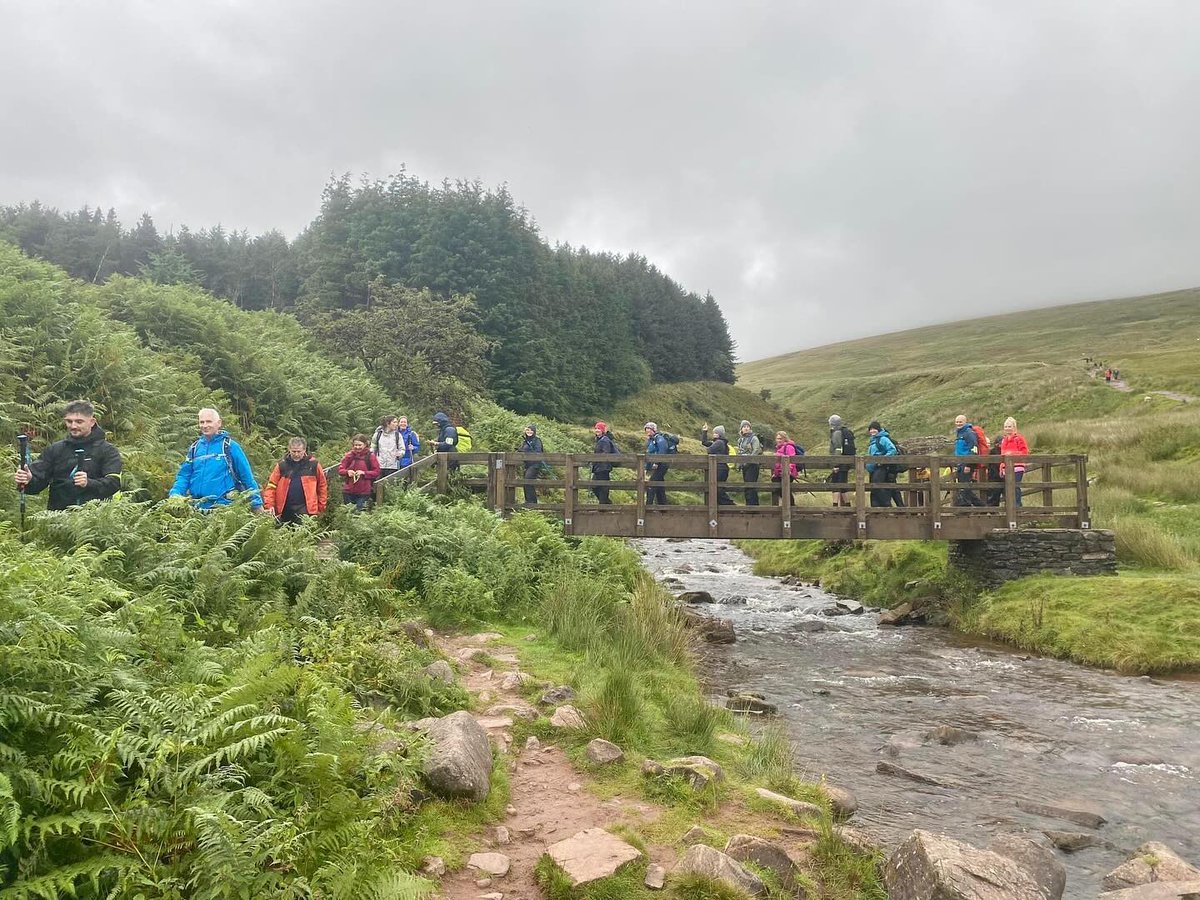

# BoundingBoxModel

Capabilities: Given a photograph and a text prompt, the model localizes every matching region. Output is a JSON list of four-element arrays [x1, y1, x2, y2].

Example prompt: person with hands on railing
[[13, 399, 123, 511], [518, 423, 544, 506], [338, 433, 380, 513]]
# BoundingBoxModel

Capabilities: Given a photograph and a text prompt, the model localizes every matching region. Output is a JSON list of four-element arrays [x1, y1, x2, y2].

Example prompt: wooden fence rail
[[377, 452, 1090, 541]]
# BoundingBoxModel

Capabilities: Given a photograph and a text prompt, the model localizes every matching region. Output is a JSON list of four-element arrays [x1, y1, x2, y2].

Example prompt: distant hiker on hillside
[[371, 415, 407, 481], [700, 424, 734, 506], [1105, 368, 1113, 383], [397, 415, 420, 469], [999, 416, 1030, 507], [1114, 368, 1120, 381], [952, 415, 982, 507], [518, 424, 545, 506], [13, 399, 123, 511], [644, 422, 671, 506], [828, 414, 854, 507], [771, 431, 801, 506], [263, 437, 328, 525], [866, 421, 904, 508], [169, 408, 262, 511], [736, 420, 763, 506], [338, 434, 380, 513], [591, 422, 617, 504]]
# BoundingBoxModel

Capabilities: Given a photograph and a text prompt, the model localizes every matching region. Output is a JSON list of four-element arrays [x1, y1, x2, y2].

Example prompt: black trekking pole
[[17, 434, 30, 533], [74, 448, 86, 492]]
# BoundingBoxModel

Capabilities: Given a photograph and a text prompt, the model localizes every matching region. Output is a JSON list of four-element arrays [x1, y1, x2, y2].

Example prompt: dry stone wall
[[949, 529, 1116, 588]]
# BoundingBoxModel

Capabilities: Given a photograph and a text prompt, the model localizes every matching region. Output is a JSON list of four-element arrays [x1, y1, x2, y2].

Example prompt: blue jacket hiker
[[644, 422, 671, 506], [953, 415, 982, 507], [866, 426, 899, 474], [397, 416, 421, 468], [866, 420, 904, 508], [169, 409, 262, 510]]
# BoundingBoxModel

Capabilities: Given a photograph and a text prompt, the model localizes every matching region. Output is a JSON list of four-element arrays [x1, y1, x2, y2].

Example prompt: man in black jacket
[[14, 400, 123, 510], [591, 421, 617, 504], [700, 423, 734, 506]]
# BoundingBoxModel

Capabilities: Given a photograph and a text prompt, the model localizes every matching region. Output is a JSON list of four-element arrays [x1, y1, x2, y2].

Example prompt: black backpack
[[839, 427, 856, 456], [661, 432, 680, 454]]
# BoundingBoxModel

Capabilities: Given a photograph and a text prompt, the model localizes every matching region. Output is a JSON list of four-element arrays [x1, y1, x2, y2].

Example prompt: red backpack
[[971, 425, 989, 455]]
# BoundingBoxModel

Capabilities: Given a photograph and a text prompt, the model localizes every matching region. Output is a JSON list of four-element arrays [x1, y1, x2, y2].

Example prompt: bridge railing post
[[854, 456, 867, 532], [635, 454, 646, 536], [1076, 455, 1089, 528], [780, 452, 792, 534], [564, 454, 576, 533], [1042, 462, 1053, 509], [437, 452, 449, 494], [928, 456, 942, 533], [494, 453, 507, 512], [707, 454, 718, 537], [1004, 457, 1017, 528]]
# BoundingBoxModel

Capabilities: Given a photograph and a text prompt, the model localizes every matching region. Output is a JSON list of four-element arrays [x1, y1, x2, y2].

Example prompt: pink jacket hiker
[[773, 441, 800, 479]]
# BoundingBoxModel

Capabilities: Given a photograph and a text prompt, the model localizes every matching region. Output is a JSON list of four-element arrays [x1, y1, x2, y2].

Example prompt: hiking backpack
[[187, 436, 245, 491], [661, 432, 680, 454], [839, 426, 856, 456], [456, 426, 473, 452], [970, 425, 989, 455]]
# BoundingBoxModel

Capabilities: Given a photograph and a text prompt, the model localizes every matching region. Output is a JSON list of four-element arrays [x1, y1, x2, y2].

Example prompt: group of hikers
[[11, 403, 468, 524], [634, 415, 1030, 510], [12, 401, 1033, 521]]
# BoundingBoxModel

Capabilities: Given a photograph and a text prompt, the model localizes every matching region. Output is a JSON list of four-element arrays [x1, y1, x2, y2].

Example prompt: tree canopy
[[1, 174, 737, 419]]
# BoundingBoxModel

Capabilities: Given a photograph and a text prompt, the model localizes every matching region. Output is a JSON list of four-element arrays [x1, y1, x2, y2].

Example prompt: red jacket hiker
[[338, 447, 381, 496], [999, 430, 1030, 477]]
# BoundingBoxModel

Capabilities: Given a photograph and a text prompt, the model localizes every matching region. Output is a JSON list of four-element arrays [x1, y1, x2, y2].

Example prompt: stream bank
[[638, 538, 1200, 900]]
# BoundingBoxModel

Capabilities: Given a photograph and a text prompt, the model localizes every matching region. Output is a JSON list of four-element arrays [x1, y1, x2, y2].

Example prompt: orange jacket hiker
[[263, 454, 329, 516]]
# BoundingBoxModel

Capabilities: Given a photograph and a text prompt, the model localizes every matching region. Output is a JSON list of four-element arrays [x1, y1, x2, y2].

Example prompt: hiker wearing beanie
[[866, 420, 904, 508], [518, 423, 545, 505], [736, 420, 763, 506], [592, 422, 617, 504], [700, 423, 734, 506], [828, 414, 855, 508]]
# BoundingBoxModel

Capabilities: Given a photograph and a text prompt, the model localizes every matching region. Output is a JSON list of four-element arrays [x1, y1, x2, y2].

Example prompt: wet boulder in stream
[[1103, 842, 1200, 892], [884, 829, 1064, 900], [676, 590, 714, 605]]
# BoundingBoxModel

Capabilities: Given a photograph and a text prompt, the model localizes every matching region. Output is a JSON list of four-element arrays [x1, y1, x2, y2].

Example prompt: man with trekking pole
[[12, 400, 123, 513]]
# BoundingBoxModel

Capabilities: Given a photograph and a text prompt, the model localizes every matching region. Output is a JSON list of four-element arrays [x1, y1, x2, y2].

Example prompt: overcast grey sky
[[2, 1, 1198, 360]]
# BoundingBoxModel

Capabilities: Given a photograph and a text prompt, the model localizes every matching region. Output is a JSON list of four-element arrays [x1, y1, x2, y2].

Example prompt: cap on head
[[868, 420, 882, 433], [740, 420, 751, 430], [526, 423, 537, 433], [828, 414, 843, 428], [644, 422, 658, 432], [713, 425, 726, 437], [594, 421, 608, 432]]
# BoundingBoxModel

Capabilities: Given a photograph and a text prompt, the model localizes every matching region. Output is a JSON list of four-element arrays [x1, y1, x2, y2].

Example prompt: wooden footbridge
[[381, 452, 1090, 541]]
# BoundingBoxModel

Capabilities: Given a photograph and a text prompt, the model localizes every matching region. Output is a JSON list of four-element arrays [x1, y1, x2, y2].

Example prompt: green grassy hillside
[[605, 380, 795, 439], [739, 288, 1199, 440], [737, 287, 1200, 672]]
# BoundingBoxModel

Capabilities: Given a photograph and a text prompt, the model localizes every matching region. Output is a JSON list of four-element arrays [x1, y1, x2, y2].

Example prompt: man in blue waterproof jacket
[[169, 408, 263, 510]]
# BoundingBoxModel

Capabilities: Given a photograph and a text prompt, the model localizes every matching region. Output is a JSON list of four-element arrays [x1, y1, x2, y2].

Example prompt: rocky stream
[[637, 538, 1200, 899]]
